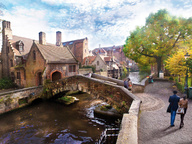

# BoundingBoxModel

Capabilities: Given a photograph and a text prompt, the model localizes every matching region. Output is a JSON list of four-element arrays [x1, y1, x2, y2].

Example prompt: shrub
[[169, 77, 174, 81], [81, 66, 96, 73], [0, 77, 17, 90]]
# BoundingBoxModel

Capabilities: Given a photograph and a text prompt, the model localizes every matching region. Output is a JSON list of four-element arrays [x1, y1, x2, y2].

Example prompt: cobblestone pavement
[[135, 81, 192, 144]]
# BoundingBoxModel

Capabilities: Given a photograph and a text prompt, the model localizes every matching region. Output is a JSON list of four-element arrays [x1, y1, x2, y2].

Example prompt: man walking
[[169, 90, 180, 127]]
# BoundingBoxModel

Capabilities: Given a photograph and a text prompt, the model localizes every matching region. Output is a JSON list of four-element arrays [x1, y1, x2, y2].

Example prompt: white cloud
[[1, 0, 192, 51]]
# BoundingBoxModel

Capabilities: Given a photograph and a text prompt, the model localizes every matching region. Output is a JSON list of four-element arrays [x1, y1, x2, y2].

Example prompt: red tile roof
[[82, 56, 96, 65]]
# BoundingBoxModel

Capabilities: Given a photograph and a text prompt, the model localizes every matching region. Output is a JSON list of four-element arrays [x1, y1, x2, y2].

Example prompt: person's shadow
[[145, 126, 180, 141]]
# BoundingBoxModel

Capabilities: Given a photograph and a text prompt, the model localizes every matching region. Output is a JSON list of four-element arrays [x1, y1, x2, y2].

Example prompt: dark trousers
[[180, 108, 187, 125]]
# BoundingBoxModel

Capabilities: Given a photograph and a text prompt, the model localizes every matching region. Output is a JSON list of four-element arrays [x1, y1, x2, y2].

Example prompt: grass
[[58, 96, 72, 102]]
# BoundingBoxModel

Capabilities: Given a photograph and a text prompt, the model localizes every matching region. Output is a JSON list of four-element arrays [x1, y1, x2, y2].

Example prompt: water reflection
[[0, 93, 118, 144]]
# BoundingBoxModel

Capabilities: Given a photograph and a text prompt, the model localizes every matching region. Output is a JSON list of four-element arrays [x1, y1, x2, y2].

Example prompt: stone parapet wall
[[0, 86, 43, 115]]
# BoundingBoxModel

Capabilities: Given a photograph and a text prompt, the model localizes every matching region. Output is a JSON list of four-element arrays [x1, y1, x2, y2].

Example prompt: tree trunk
[[156, 57, 162, 77]]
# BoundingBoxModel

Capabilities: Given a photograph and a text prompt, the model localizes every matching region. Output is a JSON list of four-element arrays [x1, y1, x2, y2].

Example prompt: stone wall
[[0, 86, 43, 115]]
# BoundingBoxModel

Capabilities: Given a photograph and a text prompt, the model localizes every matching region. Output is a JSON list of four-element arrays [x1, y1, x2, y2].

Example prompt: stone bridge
[[44, 74, 138, 114], [0, 74, 142, 144]]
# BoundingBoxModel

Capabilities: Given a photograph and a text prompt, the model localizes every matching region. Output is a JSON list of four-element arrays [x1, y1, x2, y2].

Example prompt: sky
[[0, 0, 192, 50]]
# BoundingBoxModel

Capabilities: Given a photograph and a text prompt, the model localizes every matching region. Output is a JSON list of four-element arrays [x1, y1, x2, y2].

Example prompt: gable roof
[[35, 42, 78, 64], [82, 56, 96, 65], [10, 35, 35, 56]]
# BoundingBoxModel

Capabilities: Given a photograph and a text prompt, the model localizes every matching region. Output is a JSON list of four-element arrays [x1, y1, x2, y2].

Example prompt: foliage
[[175, 77, 184, 92], [169, 77, 174, 81], [0, 97, 4, 103], [100, 105, 112, 111], [165, 48, 192, 76], [81, 65, 96, 73], [0, 77, 17, 90], [58, 96, 72, 102], [121, 66, 128, 79], [19, 98, 27, 105], [123, 9, 192, 77]]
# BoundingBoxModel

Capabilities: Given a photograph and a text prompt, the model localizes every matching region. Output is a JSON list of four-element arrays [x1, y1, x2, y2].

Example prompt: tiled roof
[[93, 45, 123, 52], [10, 35, 35, 56], [35, 43, 78, 64], [62, 37, 87, 46], [104, 56, 112, 62], [82, 56, 96, 65]]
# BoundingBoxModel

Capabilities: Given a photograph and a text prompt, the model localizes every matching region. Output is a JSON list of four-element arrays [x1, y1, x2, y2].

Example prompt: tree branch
[[172, 32, 181, 48]]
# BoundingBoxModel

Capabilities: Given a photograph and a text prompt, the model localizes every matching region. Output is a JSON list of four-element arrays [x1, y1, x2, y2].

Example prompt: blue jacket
[[124, 80, 128, 88], [169, 94, 180, 111]]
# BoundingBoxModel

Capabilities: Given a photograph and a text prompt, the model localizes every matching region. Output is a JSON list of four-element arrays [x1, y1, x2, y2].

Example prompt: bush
[[169, 77, 174, 81], [175, 78, 184, 92], [81, 66, 96, 73], [0, 77, 17, 90]]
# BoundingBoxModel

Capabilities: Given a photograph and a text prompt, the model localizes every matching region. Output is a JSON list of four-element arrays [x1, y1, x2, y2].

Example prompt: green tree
[[123, 9, 192, 77]]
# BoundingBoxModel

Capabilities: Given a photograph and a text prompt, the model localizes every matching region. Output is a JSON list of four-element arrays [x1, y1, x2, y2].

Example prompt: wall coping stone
[[0, 85, 43, 96]]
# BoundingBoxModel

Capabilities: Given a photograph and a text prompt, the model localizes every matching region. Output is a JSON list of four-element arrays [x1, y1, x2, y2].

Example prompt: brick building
[[1, 21, 78, 87], [62, 37, 89, 64]]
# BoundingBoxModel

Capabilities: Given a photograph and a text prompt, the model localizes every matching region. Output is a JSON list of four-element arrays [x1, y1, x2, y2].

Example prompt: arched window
[[33, 50, 36, 61]]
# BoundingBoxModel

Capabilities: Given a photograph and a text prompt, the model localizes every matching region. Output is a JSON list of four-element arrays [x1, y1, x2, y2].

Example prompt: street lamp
[[184, 52, 190, 98]]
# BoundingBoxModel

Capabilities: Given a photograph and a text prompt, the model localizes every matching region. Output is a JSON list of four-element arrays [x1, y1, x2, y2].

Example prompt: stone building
[[82, 54, 120, 78], [1, 21, 78, 87]]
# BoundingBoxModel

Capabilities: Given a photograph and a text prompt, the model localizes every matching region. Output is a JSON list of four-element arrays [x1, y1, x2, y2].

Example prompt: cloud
[[1, 0, 192, 51]]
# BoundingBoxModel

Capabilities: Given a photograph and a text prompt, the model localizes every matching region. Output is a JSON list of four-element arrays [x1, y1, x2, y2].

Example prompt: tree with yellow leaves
[[165, 48, 192, 76]]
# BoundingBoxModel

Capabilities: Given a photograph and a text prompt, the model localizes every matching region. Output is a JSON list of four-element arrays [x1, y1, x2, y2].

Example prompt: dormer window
[[19, 45, 23, 52], [16, 40, 24, 52]]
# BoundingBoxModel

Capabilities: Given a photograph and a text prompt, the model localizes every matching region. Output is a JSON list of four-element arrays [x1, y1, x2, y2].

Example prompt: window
[[17, 72, 21, 79], [97, 61, 99, 66], [11, 72, 15, 82], [33, 50, 36, 61], [19, 45, 23, 52], [69, 65, 76, 72], [10, 59, 13, 67]]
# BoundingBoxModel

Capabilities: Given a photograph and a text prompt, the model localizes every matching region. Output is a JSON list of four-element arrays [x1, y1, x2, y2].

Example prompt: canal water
[[0, 93, 118, 144]]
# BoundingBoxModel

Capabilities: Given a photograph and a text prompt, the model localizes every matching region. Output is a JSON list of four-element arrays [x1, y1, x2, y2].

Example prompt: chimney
[[39, 32, 46, 45], [2, 21, 12, 40], [56, 31, 62, 46]]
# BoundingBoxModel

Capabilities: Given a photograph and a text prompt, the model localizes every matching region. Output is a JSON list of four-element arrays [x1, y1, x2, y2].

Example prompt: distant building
[[92, 45, 138, 78], [62, 37, 89, 64], [1, 21, 78, 87]]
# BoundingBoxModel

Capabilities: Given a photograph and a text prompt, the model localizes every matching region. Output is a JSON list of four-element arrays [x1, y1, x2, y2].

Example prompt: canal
[[0, 92, 119, 144]]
